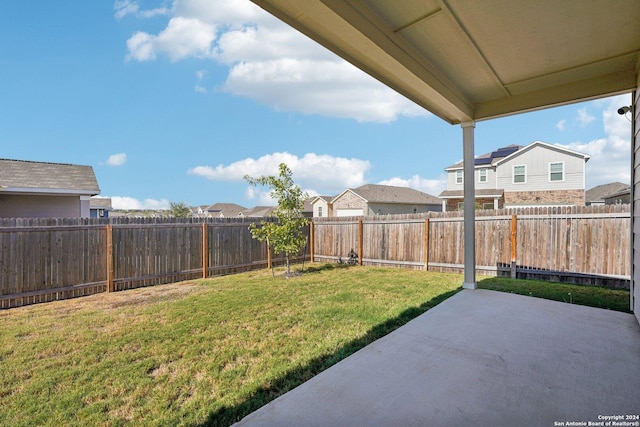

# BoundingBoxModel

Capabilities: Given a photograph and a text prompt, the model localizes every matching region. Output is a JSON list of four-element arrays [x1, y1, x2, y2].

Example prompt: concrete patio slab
[[234, 289, 640, 427]]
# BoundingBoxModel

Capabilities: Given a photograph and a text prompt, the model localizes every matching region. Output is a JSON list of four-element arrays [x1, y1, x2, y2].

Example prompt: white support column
[[462, 121, 477, 289]]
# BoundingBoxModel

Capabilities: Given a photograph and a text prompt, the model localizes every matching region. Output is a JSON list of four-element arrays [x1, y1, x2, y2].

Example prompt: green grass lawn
[[0, 264, 630, 427], [0, 264, 462, 427], [478, 276, 631, 313]]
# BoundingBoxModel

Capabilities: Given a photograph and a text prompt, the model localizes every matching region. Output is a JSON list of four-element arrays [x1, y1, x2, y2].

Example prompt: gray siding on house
[[475, 167, 497, 190], [497, 145, 585, 192], [447, 169, 463, 190], [0, 194, 83, 218], [447, 167, 498, 191]]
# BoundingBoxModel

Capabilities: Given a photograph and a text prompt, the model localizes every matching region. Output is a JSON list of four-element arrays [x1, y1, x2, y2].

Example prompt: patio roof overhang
[[250, 0, 640, 124]]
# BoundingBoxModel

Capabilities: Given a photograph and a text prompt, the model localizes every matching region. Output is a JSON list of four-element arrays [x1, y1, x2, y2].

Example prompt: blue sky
[[0, 1, 633, 209]]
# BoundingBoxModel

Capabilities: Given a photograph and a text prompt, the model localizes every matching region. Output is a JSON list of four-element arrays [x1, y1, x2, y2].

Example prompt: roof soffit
[[251, 0, 640, 123]]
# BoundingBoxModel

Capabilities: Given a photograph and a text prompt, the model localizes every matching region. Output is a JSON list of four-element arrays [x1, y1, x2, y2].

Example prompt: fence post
[[202, 223, 208, 279], [358, 217, 363, 265], [309, 221, 314, 263], [424, 218, 430, 270], [511, 214, 517, 278], [106, 224, 114, 292]]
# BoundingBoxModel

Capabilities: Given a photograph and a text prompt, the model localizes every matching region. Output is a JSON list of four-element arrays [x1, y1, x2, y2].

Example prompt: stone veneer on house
[[503, 189, 585, 206], [332, 191, 366, 212]]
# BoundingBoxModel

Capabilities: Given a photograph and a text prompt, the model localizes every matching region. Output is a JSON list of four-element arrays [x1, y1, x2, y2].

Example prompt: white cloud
[[561, 94, 631, 188], [106, 153, 127, 166], [126, 17, 216, 62], [122, 0, 427, 123], [188, 152, 371, 196], [576, 107, 595, 127], [114, 0, 169, 20], [244, 187, 277, 206], [111, 196, 171, 210], [556, 119, 566, 131], [377, 174, 447, 196], [223, 59, 427, 123]]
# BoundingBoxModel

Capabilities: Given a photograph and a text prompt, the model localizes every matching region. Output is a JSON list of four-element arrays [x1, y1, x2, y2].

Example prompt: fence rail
[[0, 217, 309, 309], [311, 205, 630, 287]]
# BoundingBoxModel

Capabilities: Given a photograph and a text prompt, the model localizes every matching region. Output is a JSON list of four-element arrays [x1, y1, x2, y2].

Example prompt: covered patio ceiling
[[250, 0, 640, 124]]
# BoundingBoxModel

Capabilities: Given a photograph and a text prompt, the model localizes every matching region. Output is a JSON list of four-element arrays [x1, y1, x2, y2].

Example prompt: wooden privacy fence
[[0, 217, 310, 309], [310, 205, 630, 286]]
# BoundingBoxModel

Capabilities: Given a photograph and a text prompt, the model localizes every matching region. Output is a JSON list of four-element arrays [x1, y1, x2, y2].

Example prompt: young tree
[[244, 163, 309, 276], [168, 202, 192, 218]]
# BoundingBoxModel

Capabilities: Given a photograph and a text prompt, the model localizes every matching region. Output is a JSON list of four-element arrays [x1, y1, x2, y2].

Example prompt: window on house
[[513, 165, 526, 183], [318, 206, 323, 217], [549, 162, 564, 181], [457, 202, 464, 211], [482, 202, 494, 210], [413, 207, 417, 213], [479, 168, 488, 183], [456, 170, 463, 184]]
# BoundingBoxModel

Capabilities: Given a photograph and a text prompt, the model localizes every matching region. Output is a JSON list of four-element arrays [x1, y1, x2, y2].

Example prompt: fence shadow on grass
[[198, 288, 462, 427]]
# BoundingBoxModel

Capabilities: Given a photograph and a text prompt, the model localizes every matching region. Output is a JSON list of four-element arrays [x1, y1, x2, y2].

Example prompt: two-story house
[[438, 141, 590, 211]]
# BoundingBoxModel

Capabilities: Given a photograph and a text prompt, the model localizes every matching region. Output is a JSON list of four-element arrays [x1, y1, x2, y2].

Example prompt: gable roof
[[494, 141, 590, 166], [251, 1, 639, 124], [445, 141, 589, 170], [336, 184, 440, 205], [0, 158, 100, 195], [242, 206, 277, 217], [586, 182, 631, 204], [90, 197, 112, 210], [309, 195, 334, 206], [205, 203, 247, 217], [446, 144, 523, 170]]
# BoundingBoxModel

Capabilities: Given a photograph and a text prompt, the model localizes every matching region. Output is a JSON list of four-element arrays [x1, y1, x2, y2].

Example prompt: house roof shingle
[[205, 203, 246, 217], [242, 206, 277, 217], [586, 182, 630, 204], [438, 189, 505, 199], [90, 197, 112, 209], [0, 158, 100, 194]]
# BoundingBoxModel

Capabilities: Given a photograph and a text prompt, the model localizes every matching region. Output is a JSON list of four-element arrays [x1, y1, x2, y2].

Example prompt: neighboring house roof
[[205, 203, 246, 217], [439, 189, 505, 199], [0, 158, 100, 195], [586, 182, 630, 204], [446, 144, 522, 169], [309, 195, 334, 206], [242, 206, 277, 217], [334, 184, 440, 205], [444, 141, 589, 170], [90, 197, 112, 210]]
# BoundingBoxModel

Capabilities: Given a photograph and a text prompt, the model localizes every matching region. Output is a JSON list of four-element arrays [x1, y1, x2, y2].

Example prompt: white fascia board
[[0, 187, 99, 196], [495, 141, 590, 167]]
